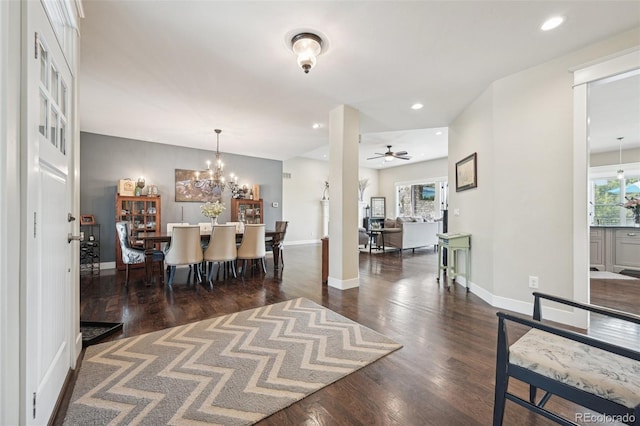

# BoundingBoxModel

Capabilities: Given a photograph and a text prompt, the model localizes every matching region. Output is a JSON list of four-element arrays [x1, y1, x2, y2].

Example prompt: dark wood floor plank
[[53, 246, 639, 425]]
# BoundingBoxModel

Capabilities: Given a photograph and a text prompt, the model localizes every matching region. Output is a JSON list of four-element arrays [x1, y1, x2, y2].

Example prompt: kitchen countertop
[[590, 225, 640, 228]]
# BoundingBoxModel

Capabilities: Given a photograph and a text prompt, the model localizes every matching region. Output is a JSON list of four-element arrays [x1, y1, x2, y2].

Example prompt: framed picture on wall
[[80, 214, 95, 225], [455, 153, 477, 192], [370, 197, 386, 218], [175, 169, 223, 202]]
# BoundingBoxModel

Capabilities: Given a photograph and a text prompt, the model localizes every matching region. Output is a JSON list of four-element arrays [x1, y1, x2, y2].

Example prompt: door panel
[[24, 1, 74, 423]]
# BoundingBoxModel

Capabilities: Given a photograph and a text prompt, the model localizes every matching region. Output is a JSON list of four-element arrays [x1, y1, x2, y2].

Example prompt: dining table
[[136, 229, 284, 283]]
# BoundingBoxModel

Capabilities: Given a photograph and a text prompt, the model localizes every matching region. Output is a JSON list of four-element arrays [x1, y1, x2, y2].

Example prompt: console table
[[436, 233, 471, 292]]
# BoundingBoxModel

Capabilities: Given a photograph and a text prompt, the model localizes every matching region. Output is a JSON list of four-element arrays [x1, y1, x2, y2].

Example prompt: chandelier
[[192, 129, 238, 194]]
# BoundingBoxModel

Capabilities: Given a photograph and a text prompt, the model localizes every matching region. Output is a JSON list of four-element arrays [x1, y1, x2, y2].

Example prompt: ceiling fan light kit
[[367, 145, 412, 162]]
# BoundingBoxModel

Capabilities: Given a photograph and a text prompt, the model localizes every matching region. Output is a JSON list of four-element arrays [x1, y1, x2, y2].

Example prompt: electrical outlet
[[272, 202, 279, 208], [528, 276, 539, 289], [454, 208, 460, 216]]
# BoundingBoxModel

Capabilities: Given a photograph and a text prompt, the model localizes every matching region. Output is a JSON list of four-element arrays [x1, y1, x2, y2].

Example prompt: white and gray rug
[[64, 298, 402, 425]]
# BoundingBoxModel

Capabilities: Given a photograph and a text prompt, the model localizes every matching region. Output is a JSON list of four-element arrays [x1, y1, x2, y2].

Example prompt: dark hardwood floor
[[54, 245, 640, 425]]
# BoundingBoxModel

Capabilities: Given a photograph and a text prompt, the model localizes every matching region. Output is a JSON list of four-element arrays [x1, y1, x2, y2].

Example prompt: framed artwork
[[80, 214, 95, 225], [370, 197, 386, 218], [118, 179, 135, 196], [175, 169, 222, 202], [455, 153, 477, 192]]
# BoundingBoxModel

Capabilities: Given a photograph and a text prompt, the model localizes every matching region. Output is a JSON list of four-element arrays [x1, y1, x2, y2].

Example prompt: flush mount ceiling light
[[541, 16, 564, 31], [411, 103, 424, 110], [291, 32, 323, 74]]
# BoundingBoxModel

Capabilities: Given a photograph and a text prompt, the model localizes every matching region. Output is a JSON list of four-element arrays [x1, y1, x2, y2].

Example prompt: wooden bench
[[493, 292, 640, 425]]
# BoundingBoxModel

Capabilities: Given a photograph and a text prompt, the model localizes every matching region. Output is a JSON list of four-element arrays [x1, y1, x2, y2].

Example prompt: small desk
[[436, 233, 471, 292]]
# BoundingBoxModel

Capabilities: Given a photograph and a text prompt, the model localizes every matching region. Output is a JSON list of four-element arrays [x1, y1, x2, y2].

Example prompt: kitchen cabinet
[[590, 226, 640, 272]]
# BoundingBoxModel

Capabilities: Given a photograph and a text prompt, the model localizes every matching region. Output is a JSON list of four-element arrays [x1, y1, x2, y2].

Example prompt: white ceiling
[[79, 1, 640, 170]]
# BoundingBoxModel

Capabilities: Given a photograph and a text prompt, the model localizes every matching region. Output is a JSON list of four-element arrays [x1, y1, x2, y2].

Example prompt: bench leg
[[493, 317, 509, 426]]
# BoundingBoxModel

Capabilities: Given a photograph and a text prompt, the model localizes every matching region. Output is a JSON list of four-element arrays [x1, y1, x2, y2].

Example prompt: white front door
[[23, 2, 75, 423]]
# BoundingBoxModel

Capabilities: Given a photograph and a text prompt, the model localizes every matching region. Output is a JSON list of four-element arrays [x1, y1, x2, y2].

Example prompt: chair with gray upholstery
[[237, 224, 266, 277], [203, 224, 237, 283], [116, 221, 149, 285], [164, 225, 204, 287]]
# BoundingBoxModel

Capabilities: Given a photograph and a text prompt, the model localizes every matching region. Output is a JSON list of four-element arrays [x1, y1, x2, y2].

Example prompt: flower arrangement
[[621, 196, 640, 225], [200, 201, 225, 218]]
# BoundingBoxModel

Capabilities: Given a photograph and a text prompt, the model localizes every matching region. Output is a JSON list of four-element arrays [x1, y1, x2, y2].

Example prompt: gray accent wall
[[80, 132, 283, 263]]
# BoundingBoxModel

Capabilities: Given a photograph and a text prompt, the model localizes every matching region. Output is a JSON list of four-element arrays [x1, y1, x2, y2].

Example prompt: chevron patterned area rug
[[64, 298, 402, 425]]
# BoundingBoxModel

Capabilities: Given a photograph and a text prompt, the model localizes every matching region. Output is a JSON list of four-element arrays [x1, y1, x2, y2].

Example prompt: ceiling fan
[[367, 145, 412, 162]]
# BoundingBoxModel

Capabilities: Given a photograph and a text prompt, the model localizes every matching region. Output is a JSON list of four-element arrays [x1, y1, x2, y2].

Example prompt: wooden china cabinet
[[115, 194, 162, 270], [231, 198, 263, 224]]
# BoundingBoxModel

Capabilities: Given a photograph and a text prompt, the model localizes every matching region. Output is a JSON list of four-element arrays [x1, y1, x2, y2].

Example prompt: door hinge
[[33, 212, 37, 238], [34, 33, 39, 60], [32, 392, 36, 419]]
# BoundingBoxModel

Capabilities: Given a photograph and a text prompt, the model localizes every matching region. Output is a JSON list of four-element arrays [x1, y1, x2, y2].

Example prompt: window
[[591, 176, 639, 226], [396, 179, 447, 219]]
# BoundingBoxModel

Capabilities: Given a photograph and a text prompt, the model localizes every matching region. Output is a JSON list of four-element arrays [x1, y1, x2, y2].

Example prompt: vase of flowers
[[201, 201, 225, 225], [621, 196, 640, 227]]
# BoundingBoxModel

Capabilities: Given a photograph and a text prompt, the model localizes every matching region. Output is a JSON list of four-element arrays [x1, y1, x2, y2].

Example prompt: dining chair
[[267, 221, 288, 267], [237, 224, 266, 277], [115, 221, 164, 286], [164, 225, 204, 287], [203, 225, 238, 284], [166, 222, 190, 234]]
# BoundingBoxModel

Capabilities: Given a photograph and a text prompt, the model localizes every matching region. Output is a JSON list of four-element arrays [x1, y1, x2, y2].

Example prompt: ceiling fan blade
[[394, 151, 408, 156], [367, 155, 384, 160], [396, 156, 412, 160]]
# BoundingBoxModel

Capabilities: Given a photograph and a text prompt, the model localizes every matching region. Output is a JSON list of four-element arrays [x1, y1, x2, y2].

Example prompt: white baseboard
[[328, 276, 359, 290], [100, 261, 116, 270], [285, 240, 321, 246], [456, 279, 586, 328]]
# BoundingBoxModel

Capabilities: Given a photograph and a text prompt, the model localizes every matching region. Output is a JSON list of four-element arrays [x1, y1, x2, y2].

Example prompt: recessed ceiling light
[[541, 16, 564, 31], [312, 123, 321, 129], [411, 103, 424, 110], [436, 131, 443, 136]]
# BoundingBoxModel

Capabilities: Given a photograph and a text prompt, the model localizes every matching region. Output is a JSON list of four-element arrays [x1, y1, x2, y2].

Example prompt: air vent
[[283, 172, 292, 179]]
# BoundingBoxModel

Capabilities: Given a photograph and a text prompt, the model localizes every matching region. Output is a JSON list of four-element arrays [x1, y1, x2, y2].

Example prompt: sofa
[[382, 217, 441, 252]]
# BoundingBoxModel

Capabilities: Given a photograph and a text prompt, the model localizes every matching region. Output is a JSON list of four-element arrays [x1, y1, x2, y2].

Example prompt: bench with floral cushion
[[493, 292, 640, 425]]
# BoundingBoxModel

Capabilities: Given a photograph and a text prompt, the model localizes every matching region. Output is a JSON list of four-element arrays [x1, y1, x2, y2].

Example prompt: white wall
[[449, 27, 640, 317], [591, 148, 640, 168], [283, 157, 379, 244]]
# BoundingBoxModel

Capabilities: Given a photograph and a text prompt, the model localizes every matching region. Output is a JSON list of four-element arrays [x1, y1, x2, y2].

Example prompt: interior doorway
[[573, 48, 640, 318]]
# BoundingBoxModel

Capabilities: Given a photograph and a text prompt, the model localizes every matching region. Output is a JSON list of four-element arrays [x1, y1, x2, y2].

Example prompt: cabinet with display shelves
[[231, 199, 263, 224], [115, 195, 162, 270]]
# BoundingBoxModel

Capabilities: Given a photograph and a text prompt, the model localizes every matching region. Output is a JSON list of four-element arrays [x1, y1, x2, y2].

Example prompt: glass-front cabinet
[[115, 195, 162, 270], [231, 199, 263, 224]]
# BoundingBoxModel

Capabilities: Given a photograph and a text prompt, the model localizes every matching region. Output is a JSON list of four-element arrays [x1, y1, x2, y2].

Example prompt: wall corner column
[[327, 105, 360, 290]]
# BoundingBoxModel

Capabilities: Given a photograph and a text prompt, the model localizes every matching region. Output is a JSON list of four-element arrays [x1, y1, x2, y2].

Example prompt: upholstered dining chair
[[115, 221, 164, 286], [237, 224, 266, 277], [266, 221, 288, 267], [166, 222, 190, 234], [164, 225, 204, 287], [203, 225, 238, 283]]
